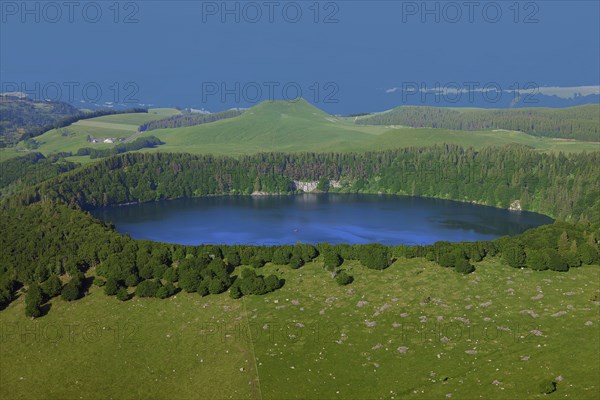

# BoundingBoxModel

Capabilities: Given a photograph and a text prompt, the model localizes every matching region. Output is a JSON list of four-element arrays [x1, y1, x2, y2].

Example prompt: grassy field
[[7, 109, 180, 157], [1, 259, 598, 399], [2, 101, 597, 163]]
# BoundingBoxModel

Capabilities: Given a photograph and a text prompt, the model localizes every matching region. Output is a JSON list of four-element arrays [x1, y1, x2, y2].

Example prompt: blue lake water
[[92, 194, 553, 246]]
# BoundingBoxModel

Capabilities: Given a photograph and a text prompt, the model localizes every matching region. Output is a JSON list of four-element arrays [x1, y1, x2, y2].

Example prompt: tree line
[[139, 109, 243, 132], [7, 145, 599, 224], [75, 136, 164, 159], [355, 105, 600, 142]]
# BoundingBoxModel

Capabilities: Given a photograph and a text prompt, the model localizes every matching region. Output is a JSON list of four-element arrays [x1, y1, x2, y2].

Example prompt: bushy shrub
[[229, 283, 243, 299], [197, 279, 209, 297], [335, 271, 354, 285], [438, 253, 455, 268], [208, 278, 227, 295], [538, 379, 556, 394], [136, 279, 161, 298], [163, 268, 178, 283], [358, 244, 391, 270], [289, 254, 304, 269], [179, 270, 201, 293], [578, 243, 600, 265], [250, 256, 266, 269], [264, 275, 282, 292], [323, 251, 343, 271], [300, 244, 318, 262], [454, 259, 475, 274], [125, 274, 140, 287], [272, 248, 292, 265], [546, 250, 569, 272], [104, 277, 120, 296], [503, 244, 526, 268], [156, 282, 176, 299], [25, 283, 44, 318], [61, 280, 81, 301], [42, 275, 63, 298], [116, 287, 130, 301], [527, 250, 549, 271]]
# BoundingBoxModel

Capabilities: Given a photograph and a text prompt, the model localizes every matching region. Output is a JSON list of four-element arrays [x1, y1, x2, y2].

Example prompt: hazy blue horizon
[[2, 1, 599, 114]]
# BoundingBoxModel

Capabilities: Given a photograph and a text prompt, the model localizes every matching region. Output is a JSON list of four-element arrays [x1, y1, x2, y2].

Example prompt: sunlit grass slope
[[1, 259, 598, 399]]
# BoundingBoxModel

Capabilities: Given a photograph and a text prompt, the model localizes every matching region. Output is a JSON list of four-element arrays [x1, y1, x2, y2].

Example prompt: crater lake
[[91, 194, 554, 246]]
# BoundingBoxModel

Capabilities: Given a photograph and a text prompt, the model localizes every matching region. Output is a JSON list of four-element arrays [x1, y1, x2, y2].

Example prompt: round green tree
[[42, 275, 63, 298], [61, 280, 81, 301]]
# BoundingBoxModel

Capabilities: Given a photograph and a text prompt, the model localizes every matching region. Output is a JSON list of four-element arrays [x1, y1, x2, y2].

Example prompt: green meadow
[[9, 108, 180, 157], [1, 259, 598, 399]]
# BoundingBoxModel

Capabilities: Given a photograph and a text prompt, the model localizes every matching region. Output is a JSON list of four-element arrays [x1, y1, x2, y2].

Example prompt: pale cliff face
[[293, 181, 319, 192], [292, 180, 341, 192], [509, 200, 522, 211]]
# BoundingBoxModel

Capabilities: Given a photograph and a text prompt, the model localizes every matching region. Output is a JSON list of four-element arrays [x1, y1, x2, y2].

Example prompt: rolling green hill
[[136, 100, 599, 156], [4, 100, 598, 162], [138, 99, 387, 155]]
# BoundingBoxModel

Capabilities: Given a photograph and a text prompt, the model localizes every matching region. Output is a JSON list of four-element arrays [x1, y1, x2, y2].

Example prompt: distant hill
[[355, 104, 600, 142], [0, 96, 80, 146], [5, 100, 599, 162], [139, 99, 383, 155], [135, 100, 599, 156]]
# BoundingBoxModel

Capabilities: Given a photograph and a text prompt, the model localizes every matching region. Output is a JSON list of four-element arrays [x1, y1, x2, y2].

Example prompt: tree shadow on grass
[[80, 276, 95, 297], [39, 302, 52, 317]]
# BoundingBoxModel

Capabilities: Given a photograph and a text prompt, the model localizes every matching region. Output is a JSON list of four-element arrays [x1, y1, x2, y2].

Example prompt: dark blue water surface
[[92, 194, 553, 246]]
